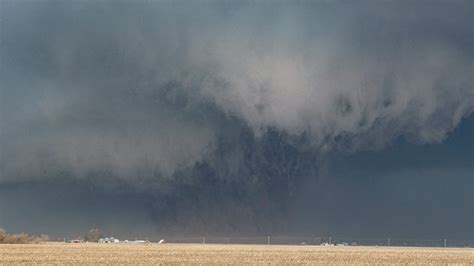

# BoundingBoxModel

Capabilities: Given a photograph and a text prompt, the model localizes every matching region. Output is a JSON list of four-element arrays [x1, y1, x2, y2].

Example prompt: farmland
[[0, 243, 472, 265]]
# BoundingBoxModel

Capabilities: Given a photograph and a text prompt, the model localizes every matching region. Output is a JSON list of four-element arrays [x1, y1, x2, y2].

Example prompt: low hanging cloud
[[0, 0, 472, 184]]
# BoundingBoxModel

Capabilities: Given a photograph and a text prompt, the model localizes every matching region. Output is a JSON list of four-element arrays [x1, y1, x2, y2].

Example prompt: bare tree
[[29, 234, 50, 244], [7, 233, 29, 244], [0, 228, 6, 243], [0, 228, 49, 244], [84, 228, 102, 242]]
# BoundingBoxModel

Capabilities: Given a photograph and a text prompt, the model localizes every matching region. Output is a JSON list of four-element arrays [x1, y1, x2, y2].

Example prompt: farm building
[[98, 237, 120, 243]]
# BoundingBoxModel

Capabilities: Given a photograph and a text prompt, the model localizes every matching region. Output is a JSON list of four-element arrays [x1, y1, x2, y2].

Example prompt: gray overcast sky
[[0, 0, 472, 240]]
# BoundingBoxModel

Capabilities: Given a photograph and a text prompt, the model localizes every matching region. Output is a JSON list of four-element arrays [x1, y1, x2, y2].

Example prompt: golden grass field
[[0, 243, 472, 265]]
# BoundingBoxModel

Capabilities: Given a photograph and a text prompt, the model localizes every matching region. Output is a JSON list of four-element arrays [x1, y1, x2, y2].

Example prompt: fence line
[[152, 236, 473, 248]]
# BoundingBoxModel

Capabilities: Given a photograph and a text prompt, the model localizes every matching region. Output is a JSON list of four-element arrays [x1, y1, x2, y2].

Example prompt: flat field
[[0, 243, 472, 265]]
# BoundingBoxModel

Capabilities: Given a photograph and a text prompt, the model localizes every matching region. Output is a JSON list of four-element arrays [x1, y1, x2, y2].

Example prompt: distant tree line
[[0, 228, 49, 244]]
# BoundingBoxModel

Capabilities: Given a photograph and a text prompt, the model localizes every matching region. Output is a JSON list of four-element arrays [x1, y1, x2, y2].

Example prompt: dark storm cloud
[[0, 0, 472, 236], [1, 0, 472, 183]]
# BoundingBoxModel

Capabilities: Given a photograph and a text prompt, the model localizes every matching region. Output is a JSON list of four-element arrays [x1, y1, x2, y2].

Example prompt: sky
[[0, 0, 472, 240]]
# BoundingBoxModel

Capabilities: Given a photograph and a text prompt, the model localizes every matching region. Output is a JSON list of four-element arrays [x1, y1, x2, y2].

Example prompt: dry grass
[[0, 243, 472, 265]]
